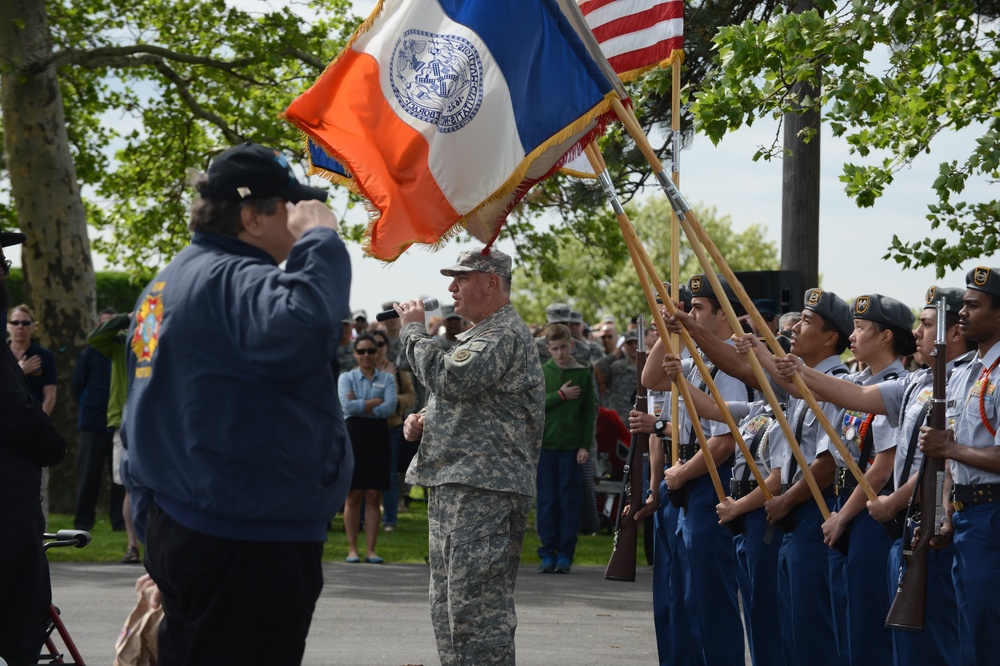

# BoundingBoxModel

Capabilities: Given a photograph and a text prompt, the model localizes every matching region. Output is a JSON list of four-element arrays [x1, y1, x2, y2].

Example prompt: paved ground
[[48, 561, 657, 665]]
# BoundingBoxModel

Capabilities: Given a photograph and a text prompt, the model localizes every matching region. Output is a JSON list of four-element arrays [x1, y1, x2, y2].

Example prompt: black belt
[[835, 468, 894, 498], [835, 468, 859, 496], [730, 478, 758, 500], [781, 482, 836, 498], [952, 483, 1000, 510], [677, 443, 699, 461]]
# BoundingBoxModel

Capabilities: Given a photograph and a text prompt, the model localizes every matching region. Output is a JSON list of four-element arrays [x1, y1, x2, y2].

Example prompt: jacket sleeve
[[0, 347, 65, 466], [88, 313, 131, 358]]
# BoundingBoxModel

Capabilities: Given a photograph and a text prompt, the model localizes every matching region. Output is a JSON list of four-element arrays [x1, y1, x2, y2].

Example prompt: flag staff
[[669, 55, 682, 466], [608, 98, 858, 515]]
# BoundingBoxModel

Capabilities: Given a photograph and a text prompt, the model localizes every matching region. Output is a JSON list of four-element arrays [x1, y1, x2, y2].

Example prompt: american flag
[[579, 0, 684, 82]]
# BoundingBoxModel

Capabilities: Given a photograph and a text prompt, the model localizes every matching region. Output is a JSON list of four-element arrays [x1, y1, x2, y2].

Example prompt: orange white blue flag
[[578, 0, 684, 82], [285, 0, 620, 261]]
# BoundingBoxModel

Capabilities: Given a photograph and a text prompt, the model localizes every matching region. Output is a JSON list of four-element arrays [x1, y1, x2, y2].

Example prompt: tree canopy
[[690, 0, 1000, 276]]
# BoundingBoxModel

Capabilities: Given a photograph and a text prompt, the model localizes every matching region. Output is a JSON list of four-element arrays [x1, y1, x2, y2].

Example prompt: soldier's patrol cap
[[966, 266, 1000, 299], [440, 248, 512, 280], [623, 330, 638, 342], [688, 273, 745, 315], [851, 293, 915, 331], [545, 303, 572, 324], [923, 286, 965, 315], [600, 313, 616, 324], [803, 288, 853, 339], [569, 310, 584, 324], [442, 304, 462, 320], [352, 309, 367, 321]]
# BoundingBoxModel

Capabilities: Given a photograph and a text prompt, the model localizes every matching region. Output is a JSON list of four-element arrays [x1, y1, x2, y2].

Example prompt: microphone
[[375, 298, 439, 322]]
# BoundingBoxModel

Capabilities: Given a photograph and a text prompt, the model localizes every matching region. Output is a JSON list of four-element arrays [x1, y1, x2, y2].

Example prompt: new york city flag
[[286, 0, 619, 261]]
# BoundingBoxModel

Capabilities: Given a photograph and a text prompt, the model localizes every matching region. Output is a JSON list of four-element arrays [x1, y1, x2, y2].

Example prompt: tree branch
[[153, 61, 245, 144], [38, 44, 257, 78]]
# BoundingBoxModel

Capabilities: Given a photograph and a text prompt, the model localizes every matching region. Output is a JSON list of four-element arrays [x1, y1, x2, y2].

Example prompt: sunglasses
[[9, 320, 33, 326], [355, 348, 377, 355]]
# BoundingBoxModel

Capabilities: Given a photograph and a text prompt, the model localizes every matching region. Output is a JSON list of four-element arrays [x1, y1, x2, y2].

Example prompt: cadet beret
[[852, 293, 915, 331], [688, 273, 745, 315], [923, 286, 965, 316], [440, 248, 512, 281], [545, 302, 572, 324], [803, 288, 853, 339], [966, 266, 1000, 299]]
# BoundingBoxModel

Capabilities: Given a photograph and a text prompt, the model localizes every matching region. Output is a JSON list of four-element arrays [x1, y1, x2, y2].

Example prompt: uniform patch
[[132, 282, 164, 373], [453, 349, 471, 363], [974, 266, 990, 286], [690, 275, 702, 293], [854, 295, 870, 315], [925, 286, 937, 305], [807, 289, 822, 306]]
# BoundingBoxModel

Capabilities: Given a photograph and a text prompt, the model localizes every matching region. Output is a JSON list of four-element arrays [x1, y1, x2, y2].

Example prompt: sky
[[10, 0, 990, 324]]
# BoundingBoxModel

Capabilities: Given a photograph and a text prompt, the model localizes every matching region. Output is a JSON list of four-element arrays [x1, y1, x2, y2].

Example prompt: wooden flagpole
[[669, 56, 682, 466]]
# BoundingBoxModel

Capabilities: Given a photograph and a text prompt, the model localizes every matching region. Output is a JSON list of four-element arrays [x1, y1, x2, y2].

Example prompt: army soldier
[[920, 266, 1000, 664], [397, 248, 544, 666], [538, 302, 593, 367], [595, 329, 639, 426]]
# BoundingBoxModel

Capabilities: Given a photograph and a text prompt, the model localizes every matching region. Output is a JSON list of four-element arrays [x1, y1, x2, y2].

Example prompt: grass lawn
[[47, 499, 648, 569]]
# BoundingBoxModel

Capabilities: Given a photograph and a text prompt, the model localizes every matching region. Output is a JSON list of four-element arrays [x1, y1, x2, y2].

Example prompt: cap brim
[[0, 232, 26, 248], [282, 182, 328, 203], [440, 266, 474, 277]]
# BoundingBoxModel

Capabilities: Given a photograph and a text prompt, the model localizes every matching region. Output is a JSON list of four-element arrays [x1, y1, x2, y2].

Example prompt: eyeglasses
[[9, 320, 33, 326], [355, 348, 377, 355]]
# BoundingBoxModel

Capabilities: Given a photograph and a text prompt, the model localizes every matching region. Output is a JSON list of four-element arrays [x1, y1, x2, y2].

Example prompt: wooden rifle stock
[[606, 319, 648, 582], [885, 299, 947, 630]]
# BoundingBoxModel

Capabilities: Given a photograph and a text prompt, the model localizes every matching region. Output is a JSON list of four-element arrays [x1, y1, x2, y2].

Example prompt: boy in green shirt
[[537, 324, 596, 573]]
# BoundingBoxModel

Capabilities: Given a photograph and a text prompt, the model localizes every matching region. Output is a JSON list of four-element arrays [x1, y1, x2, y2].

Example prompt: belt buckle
[[953, 499, 966, 511]]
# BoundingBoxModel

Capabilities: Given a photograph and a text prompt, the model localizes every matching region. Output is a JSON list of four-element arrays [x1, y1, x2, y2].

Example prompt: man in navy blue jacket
[[121, 142, 353, 665]]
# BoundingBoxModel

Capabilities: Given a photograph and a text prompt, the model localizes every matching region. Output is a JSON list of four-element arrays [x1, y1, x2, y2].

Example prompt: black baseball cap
[[198, 142, 328, 203]]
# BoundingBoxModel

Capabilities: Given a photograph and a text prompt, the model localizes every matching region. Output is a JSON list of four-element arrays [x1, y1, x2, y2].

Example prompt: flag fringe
[[616, 49, 685, 83]]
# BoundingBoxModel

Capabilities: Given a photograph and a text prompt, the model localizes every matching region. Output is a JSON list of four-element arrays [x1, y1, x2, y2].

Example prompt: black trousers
[[145, 503, 324, 665], [74, 429, 124, 530]]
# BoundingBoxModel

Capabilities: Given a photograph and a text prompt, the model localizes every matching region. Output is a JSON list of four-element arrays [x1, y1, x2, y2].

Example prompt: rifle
[[885, 298, 947, 630], [605, 316, 649, 582]]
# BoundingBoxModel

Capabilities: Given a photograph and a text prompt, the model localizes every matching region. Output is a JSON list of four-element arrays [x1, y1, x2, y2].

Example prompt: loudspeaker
[[732, 270, 803, 314]]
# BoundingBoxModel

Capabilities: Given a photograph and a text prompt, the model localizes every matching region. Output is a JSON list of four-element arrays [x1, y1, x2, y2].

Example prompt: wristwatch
[[654, 419, 667, 436]]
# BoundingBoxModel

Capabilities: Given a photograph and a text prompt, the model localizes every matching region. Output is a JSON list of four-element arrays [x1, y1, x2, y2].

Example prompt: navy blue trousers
[[887, 537, 967, 666], [830, 498, 893, 666], [952, 503, 1000, 664], [734, 507, 785, 666], [680, 471, 743, 666], [535, 447, 583, 562], [653, 480, 698, 666], [777, 497, 840, 666]]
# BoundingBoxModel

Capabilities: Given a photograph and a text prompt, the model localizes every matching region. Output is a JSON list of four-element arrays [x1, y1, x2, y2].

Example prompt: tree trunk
[[1, 0, 98, 513], [781, 0, 821, 290]]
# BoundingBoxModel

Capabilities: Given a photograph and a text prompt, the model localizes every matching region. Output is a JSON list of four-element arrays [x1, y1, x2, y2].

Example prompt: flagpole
[[609, 97, 851, 516], [669, 56, 682, 467], [585, 143, 736, 504]]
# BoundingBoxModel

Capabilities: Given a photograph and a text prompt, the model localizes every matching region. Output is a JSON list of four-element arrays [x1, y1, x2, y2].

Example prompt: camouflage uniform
[[336, 341, 356, 374], [403, 302, 544, 666], [595, 351, 637, 427]]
